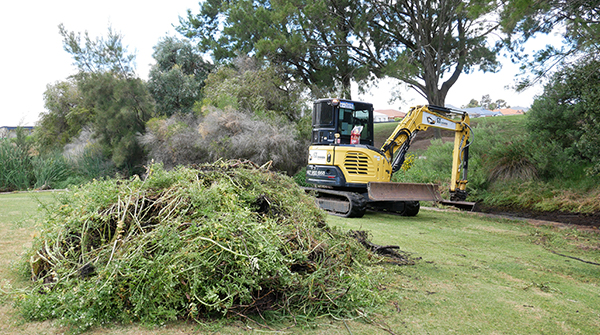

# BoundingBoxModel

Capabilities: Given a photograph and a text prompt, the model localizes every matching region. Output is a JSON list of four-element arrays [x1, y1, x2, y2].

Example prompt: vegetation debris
[[19, 160, 385, 331], [349, 230, 420, 265]]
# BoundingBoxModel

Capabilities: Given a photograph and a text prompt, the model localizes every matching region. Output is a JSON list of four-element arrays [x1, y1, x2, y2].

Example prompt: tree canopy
[[179, 0, 503, 106], [526, 56, 600, 175], [178, 0, 374, 98], [501, 0, 600, 89], [148, 37, 212, 117], [53, 24, 154, 171]]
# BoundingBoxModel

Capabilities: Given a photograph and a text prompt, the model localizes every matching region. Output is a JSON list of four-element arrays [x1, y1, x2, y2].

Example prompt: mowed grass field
[[1, 192, 600, 334]]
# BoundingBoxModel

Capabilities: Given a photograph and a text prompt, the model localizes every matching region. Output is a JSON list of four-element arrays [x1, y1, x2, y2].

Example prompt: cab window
[[338, 108, 371, 139], [313, 102, 333, 127]]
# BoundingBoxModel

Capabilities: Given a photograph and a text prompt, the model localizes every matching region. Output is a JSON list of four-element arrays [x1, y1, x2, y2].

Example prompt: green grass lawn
[[1, 192, 599, 334], [329, 210, 600, 334]]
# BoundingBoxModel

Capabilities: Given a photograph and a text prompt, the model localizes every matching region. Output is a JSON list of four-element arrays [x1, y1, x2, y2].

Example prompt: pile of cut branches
[[19, 161, 384, 330]]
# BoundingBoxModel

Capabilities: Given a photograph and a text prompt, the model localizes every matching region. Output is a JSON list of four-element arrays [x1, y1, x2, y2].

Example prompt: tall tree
[[58, 24, 154, 170], [78, 72, 153, 168], [368, 0, 502, 106], [178, 0, 374, 99], [179, 0, 504, 107], [148, 37, 212, 116]]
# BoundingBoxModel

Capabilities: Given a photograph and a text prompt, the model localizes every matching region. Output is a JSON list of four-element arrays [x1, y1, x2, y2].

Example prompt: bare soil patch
[[476, 204, 600, 231]]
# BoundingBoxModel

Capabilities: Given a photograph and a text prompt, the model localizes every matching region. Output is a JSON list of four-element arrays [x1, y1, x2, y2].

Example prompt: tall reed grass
[[0, 137, 114, 191], [0, 139, 33, 191]]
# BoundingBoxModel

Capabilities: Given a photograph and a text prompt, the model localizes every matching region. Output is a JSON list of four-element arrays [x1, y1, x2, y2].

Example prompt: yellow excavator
[[304, 98, 474, 217]]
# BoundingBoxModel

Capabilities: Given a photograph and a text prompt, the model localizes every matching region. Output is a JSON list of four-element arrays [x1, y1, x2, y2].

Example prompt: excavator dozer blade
[[367, 182, 443, 202]]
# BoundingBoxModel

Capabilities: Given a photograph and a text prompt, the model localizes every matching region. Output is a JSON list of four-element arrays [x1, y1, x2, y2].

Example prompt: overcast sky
[[1, 1, 552, 127]]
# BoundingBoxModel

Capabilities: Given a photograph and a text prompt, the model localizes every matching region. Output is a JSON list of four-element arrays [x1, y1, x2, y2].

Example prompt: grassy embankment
[[1, 192, 599, 334], [374, 115, 600, 213]]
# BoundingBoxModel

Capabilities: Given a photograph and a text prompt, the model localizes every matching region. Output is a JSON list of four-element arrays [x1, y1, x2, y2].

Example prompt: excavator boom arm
[[380, 105, 472, 198]]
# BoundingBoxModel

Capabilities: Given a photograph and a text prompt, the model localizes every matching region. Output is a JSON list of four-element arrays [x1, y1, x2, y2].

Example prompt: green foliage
[[463, 94, 508, 110], [19, 162, 383, 331], [77, 72, 153, 170], [148, 37, 213, 117], [31, 153, 70, 189], [527, 57, 600, 175], [293, 167, 309, 187], [202, 57, 306, 121], [0, 141, 75, 192], [55, 24, 154, 173], [36, 79, 92, 153], [70, 144, 116, 180], [501, 0, 599, 90], [0, 129, 115, 192], [179, 0, 369, 98], [59, 23, 136, 76], [392, 139, 454, 186], [485, 135, 537, 182], [384, 115, 600, 212], [180, 0, 503, 104], [464, 98, 480, 108]]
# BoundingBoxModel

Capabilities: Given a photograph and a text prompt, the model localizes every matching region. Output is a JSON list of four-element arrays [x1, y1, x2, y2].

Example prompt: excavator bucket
[[439, 199, 478, 211], [367, 182, 443, 202]]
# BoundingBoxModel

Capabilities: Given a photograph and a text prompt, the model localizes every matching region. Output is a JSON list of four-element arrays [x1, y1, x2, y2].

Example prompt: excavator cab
[[311, 99, 374, 146]]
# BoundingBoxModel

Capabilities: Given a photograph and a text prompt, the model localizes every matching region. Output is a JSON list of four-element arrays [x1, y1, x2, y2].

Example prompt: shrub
[[141, 108, 310, 175]]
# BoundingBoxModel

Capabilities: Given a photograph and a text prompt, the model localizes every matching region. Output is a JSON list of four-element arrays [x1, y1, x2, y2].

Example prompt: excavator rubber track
[[302, 187, 367, 218]]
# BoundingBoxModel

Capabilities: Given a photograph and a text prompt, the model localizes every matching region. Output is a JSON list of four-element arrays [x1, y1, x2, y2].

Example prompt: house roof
[[494, 108, 525, 116], [463, 107, 502, 117], [512, 106, 530, 112], [0, 126, 35, 130], [374, 109, 406, 119]]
